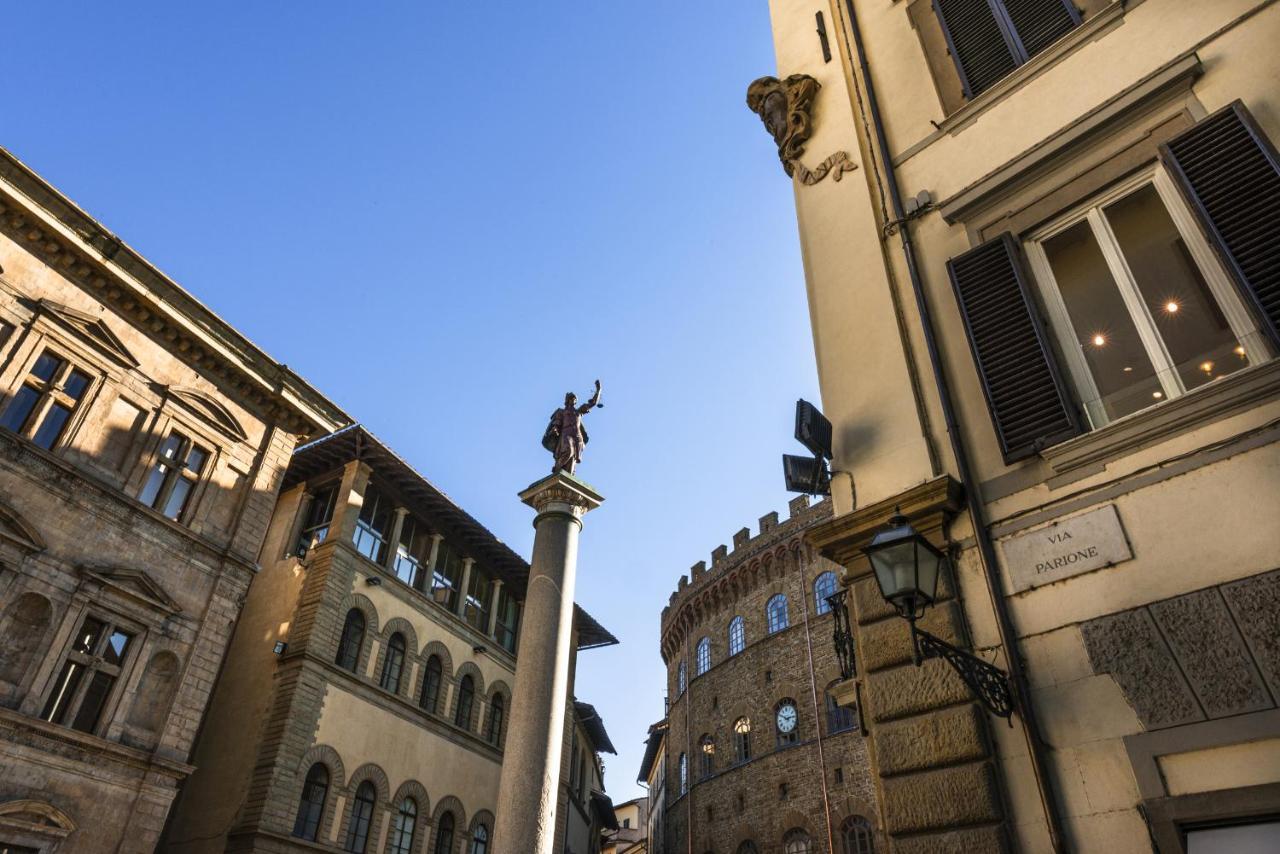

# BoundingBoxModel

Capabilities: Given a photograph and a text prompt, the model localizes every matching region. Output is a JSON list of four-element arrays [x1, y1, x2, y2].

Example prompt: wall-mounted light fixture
[[365, 576, 382, 587], [864, 510, 1014, 719], [273, 641, 288, 655], [782, 399, 833, 496]]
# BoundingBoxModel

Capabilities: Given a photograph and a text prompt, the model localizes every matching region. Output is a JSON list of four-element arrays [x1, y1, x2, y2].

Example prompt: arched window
[[733, 717, 752, 764], [784, 829, 812, 854], [676, 661, 687, 696], [695, 637, 711, 676], [766, 594, 789, 634], [336, 609, 365, 672], [487, 693, 505, 745], [471, 824, 490, 854], [775, 698, 800, 746], [455, 674, 475, 729], [699, 734, 715, 779], [736, 843, 760, 854], [840, 815, 875, 854], [678, 752, 688, 795], [345, 780, 376, 852], [814, 571, 838, 615], [388, 797, 418, 854], [827, 687, 856, 734], [434, 811, 455, 854], [380, 632, 406, 693], [420, 654, 443, 714], [291, 763, 329, 840], [728, 616, 745, 657]]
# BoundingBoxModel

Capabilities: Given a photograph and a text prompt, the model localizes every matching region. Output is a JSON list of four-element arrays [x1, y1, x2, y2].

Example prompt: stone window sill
[[1041, 359, 1280, 477]]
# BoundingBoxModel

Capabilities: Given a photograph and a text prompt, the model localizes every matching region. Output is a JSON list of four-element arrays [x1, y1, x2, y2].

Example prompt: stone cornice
[[804, 475, 965, 572], [0, 707, 194, 780], [0, 147, 349, 437]]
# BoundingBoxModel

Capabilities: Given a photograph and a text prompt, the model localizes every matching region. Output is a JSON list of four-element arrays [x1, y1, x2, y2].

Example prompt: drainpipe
[[837, 2, 1068, 851]]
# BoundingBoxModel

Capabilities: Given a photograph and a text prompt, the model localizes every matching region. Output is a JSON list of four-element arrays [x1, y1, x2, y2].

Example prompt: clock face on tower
[[776, 703, 797, 733]]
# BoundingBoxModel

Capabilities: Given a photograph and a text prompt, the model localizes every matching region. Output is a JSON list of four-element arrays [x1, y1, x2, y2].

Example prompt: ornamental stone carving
[[746, 74, 857, 185]]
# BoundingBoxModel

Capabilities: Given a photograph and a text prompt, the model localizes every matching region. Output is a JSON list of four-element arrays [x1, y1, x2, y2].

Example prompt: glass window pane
[[63, 370, 91, 401], [74, 617, 107, 654], [1104, 184, 1248, 392], [139, 463, 170, 508], [1042, 220, 1163, 422], [185, 445, 209, 474], [41, 660, 86, 724], [163, 478, 194, 520], [30, 352, 63, 382], [158, 432, 185, 460], [31, 402, 72, 449], [0, 385, 41, 434], [103, 629, 133, 666], [70, 670, 117, 732]]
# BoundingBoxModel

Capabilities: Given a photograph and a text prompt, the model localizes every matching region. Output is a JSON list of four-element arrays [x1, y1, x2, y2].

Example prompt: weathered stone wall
[[660, 496, 881, 853]]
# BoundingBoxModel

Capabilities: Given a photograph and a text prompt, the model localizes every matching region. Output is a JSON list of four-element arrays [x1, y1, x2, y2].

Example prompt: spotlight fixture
[[366, 576, 382, 587], [782, 399, 833, 496], [273, 641, 288, 655]]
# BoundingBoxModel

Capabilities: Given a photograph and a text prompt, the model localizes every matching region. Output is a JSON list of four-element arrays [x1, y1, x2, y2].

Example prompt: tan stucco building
[[751, 0, 1280, 852], [162, 425, 618, 854], [0, 148, 346, 853]]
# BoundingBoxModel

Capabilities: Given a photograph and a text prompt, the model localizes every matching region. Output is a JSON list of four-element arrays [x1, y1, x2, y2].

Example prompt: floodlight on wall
[[365, 576, 382, 587], [273, 641, 288, 655], [782, 399, 834, 496], [863, 509, 1015, 720]]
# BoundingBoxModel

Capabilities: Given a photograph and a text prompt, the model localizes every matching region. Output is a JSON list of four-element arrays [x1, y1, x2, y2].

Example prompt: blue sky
[[6, 3, 817, 801]]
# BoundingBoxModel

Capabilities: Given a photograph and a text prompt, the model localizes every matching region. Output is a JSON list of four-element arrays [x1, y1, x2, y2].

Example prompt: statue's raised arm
[[578, 379, 602, 414]]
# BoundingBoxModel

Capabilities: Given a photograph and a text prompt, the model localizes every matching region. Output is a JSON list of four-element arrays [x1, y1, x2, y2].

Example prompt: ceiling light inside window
[[1152, 391, 1164, 399], [1235, 346, 1247, 357], [1200, 361, 1214, 374], [1164, 300, 1180, 314], [1091, 334, 1106, 347]]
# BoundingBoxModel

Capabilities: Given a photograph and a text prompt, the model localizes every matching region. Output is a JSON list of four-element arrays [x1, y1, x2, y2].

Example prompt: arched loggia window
[[455, 675, 475, 729], [336, 609, 365, 672], [380, 632, 406, 693], [291, 763, 329, 841], [420, 654, 443, 713]]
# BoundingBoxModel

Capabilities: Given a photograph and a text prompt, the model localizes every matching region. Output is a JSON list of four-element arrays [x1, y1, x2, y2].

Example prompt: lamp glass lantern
[[865, 512, 945, 621]]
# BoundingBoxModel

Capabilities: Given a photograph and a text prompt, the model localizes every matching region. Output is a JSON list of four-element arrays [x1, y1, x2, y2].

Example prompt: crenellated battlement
[[661, 495, 831, 624]]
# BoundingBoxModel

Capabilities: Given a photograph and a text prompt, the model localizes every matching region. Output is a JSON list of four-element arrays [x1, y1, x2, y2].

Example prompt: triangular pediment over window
[[170, 387, 248, 443], [0, 502, 46, 553], [79, 566, 182, 616], [36, 299, 139, 368]]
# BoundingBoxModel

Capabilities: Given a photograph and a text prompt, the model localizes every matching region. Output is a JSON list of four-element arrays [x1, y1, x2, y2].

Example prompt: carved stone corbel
[[746, 74, 857, 185]]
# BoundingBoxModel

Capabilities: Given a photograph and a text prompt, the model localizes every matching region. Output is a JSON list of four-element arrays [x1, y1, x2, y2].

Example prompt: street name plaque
[[999, 504, 1132, 593]]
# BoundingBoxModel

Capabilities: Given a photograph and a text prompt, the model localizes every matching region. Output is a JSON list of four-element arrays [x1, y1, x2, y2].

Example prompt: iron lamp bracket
[[910, 622, 1015, 720]]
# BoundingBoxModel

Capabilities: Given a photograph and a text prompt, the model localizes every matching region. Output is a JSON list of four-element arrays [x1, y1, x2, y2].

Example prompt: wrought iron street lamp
[[864, 510, 1015, 719]]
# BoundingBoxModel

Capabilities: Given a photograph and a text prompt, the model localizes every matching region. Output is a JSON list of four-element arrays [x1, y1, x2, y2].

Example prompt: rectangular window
[[1024, 168, 1271, 428], [463, 566, 493, 631], [494, 588, 520, 653], [0, 350, 92, 450], [431, 541, 463, 611], [392, 516, 432, 590], [137, 431, 210, 521], [41, 614, 134, 734], [295, 482, 339, 557], [351, 484, 392, 564], [934, 0, 1080, 98]]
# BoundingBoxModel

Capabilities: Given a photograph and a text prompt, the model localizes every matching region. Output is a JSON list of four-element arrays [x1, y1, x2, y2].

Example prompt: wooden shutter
[[1161, 101, 1280, 346], [934, 0, 1019, 98], [1000, 0, 1080, 58], [947, 234, 1082, 462]]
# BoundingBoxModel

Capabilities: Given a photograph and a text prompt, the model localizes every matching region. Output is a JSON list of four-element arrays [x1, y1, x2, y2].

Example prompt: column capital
[[519, 472, 605, 518]]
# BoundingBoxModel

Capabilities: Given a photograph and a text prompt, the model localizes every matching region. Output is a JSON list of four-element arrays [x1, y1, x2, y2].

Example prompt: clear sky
[[5, 2, 818, 803]]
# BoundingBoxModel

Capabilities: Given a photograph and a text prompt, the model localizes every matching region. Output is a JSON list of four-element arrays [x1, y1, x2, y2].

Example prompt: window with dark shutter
[[934, 0, 1080, 98], [946, 234, 1081, 461], [1161, 101, 1280, 347]]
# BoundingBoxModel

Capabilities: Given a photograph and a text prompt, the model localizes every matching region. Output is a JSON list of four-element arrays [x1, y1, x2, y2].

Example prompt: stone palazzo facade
[[0, 147, 345, 852], [754, 0, 1280, 852], [656, 496, 881, 854]]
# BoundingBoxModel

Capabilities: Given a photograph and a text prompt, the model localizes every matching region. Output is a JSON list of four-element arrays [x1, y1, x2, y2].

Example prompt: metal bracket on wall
[[815, 11, 832, 63], [911, 622, 1015, 721]]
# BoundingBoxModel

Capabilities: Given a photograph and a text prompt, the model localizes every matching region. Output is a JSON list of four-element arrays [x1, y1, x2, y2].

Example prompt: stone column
[[494, 472, 603, 854]]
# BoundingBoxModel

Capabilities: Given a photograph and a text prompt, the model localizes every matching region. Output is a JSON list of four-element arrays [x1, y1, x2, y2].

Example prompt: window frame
[[420, 654, 443, 714], [455, 674, 475, 729], [934, 0, 1081, 100], [345, 780, 376, 853], [695, 637, 711, 676], [379, 632, 406, 693], [0, 348, 96, 452], [676, 661, 687, 696], [136, 428, 212, 522], [766, 594, 789, 634], [292, 762, 330, 841], [814, 572, 837, 616], [733, 716, 752, 764], [699, 733, 715, 780], [39, 612, 139, 737], [487, 692, 505, 746], [728, 615, 745, 657], [388, 796, 418, 854], [336, 608, 366, 673], [295, 481, 340, 558], [1023, 165, 1270, 430]]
